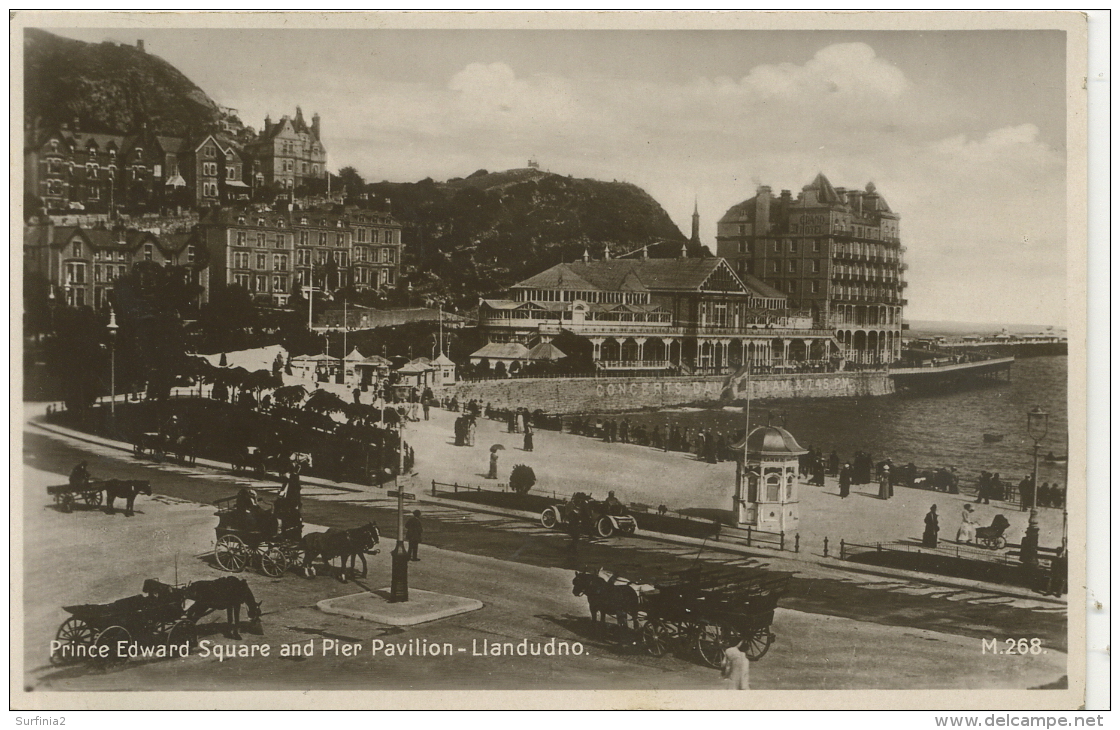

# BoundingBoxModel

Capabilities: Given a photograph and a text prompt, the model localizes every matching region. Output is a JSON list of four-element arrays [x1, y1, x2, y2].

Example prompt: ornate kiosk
[[733, 425, 806, 533]]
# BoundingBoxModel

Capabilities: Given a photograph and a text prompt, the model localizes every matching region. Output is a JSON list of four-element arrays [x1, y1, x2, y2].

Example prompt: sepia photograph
[[12, 11, 1093, 711]]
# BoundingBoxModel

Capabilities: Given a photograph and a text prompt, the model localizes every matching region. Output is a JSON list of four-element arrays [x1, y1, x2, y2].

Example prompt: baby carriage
[[975, 514, 1011, 549]]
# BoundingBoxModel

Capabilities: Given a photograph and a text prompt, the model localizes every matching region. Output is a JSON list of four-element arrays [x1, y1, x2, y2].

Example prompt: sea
[[596, 356, 1069, 489]]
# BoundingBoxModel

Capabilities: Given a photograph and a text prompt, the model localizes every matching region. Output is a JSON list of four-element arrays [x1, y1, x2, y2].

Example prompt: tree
[[493, 361, 507, 378], [44, 305, 108, 412], [197, 283, 259, 353], [509, 464, 536, 495], [112, 261, 203, 400], [337, 166, 366, 197]]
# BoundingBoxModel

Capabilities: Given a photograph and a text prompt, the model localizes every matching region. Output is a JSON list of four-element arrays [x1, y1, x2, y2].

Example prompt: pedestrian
[[878, 465, 891, 500], [922, 505, 939, 548], [720, 641, 751, 690], [1018, 474, 1033, 511], [1047, 545, 1068, 596], [828, 450, 840, 476], [1038, 482, 1051, 508], [956, 503, 977, 544], [405, 510, 423, 561], [69, 460, 91, 490], [466, 416, 477, 446], [508, 411, 517, 433], [839, 463, 851, 499], [422, 398, 430, 421], [487, 449, 499, 479], [523, 421, 534, 452], [975, 472, 990, 504]]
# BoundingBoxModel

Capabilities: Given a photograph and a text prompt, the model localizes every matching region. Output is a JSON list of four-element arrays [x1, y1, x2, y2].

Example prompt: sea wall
[[447, 372, 894, 414]]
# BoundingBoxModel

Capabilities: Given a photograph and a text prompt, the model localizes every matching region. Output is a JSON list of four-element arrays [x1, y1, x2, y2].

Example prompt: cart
[[540, 492, 638, 538], [49, 580, 195, 666], [606, 565, 792, 667], [47, 480, 107, 513], [212, 491, 304, 577]]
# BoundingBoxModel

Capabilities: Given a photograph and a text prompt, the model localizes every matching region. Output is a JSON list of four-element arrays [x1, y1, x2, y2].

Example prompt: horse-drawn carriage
[[47, 480, 107, 512], [47, 478, 152, 515], [133, 432, 195, 464], [541, 492, 638, 538], [213, 490, 304, 577], [573, 565, 792, 668], [50, 579, 196, 666]]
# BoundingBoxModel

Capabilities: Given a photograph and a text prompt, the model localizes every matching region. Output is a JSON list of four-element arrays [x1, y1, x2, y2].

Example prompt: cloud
[[245, 44, 1064, 324], [739, 42, 911, 99]]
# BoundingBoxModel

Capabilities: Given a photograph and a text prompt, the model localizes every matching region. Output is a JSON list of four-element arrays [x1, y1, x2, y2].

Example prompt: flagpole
[[308, 256, 314, 330]]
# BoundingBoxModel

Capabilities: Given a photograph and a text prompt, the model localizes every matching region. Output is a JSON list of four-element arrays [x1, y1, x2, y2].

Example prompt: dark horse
[[302, 523, 380, 582], [104, 479, 152, 516], [572, 571, 639, 630], [184, 577, 262, 640]]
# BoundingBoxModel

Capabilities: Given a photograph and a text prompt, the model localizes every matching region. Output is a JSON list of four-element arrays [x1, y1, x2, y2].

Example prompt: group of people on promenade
[[564, 417, 741, 463]]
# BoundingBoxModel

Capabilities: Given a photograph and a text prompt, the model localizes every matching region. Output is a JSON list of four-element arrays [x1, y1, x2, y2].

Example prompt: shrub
[[509, 464, 536, 495]]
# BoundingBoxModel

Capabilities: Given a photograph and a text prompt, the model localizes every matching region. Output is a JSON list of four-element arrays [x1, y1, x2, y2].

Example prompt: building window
[[65, 262, 86, 284], [789, 240, 797, 253], [203, 162, 217, 176], [787, 260, 796, 273], [144, 244, 154, 261], [257, 233, 266, 247], [772, 240, 779, 253], [388, 248, 396, 264], [299, 231, 309, 246], [811, 259, 821, 273], [272, 276, 285, 291], [86, 164, 98, 179], [234, 252, 249, 268], [88, 185, 100, 199], [227, 167, 238, 180], [118, 264, 127, 278], [187, 246, 195, 263], [297, 249, 310, 266], [318, 232, 327, 246], [811, 281, 821, 294], [370, 230, 379, 244], [256, 253, 267, 269], [317, 250, 328, 265], [234, 273, 250, 288], [275, 254, 289, 272], [769, 261, 778, 273], [72, 241, 83, 258], [255, 275, 268, 292], [813, 240, 821, 253], [236, 231, 246, 246]]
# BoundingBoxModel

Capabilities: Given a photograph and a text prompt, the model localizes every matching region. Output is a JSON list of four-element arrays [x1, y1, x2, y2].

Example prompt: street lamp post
[[107, 307, 119, 419], [389, 418, 410, 603], [1026, 405, 1050, 510]]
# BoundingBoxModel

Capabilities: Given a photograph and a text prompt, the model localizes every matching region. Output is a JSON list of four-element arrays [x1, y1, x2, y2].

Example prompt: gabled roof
[[740, 273, 785, 299], [526, 342, 566, 361], [431, 354, 456, 367], [344, 348, 365, 362], [513, 258, 774, 297]]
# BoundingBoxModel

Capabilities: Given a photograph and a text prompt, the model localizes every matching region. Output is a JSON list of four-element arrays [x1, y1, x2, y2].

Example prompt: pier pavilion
[[475, 254, 840, 375]]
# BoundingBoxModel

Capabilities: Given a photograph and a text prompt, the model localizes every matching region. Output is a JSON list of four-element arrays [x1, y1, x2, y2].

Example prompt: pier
[[888, 356, 1014, 391]]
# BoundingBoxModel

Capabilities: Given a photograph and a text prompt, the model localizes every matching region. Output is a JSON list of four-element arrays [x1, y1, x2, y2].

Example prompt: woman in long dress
[[956, 503, 977, 544]]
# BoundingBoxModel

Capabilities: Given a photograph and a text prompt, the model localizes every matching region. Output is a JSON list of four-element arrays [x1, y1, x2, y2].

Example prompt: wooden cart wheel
[[641, 619, 670, 657], [540, 510, 558, 529], [214, 535, 248, 573], [133, 443, 143, 457], [694, 621, 732, 669], [993, 536, 1007, 550], [94, 625, 131, 666], [284, 545, 306, 574], [51, 617, 96, 665], [165, 619, 197, 650], [259, 546, 287, 578], [83, 490, 103, 507], [596, 516, 615, 538], [741, 627, 774, 660]]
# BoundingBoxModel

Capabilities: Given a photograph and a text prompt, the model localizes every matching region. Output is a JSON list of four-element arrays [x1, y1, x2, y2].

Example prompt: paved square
[[318, 588, 484, 626]]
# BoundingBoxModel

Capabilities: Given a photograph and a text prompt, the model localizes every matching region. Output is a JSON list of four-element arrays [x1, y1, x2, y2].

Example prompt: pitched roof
[[526, 342, 566, 361], [740, 273, 785, 299], [804, 172, 842, 205], [470, 342, 530, 360], [431, 354, 456, 366], [515, 258, 751, 295]]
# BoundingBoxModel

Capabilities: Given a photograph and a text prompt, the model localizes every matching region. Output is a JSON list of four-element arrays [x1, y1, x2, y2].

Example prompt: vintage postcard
[[11, 11, 1093, 711]]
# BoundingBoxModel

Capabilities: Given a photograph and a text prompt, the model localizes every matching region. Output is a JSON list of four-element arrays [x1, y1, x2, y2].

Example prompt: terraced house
[[200, 205, 402, 306]]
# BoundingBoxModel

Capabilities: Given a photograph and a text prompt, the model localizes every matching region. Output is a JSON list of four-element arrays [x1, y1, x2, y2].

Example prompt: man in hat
[[405, 510, 423, 561]]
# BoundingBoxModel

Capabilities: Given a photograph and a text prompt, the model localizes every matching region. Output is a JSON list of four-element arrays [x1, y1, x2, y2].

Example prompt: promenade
[[401, 406, 1065, 555]]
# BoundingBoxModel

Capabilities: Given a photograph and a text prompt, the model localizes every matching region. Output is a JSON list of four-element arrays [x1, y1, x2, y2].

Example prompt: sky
[[42, 25, 1071, 326]]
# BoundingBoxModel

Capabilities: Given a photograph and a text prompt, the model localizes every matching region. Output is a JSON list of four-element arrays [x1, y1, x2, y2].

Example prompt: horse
[[302, 522, 380, 582], [572, 570, 639, 630], [104, 479, 152, 516], [166, 435, 196, 465], [184, 577, 262, 640]]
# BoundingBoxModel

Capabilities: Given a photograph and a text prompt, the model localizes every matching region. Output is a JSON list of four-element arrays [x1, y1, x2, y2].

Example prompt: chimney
[[582, 248, 590, 263], [847, 190, 862, 214], [679, 242, 688, 259], [311, 112, 321, 139], [136, 39, 145, 53], [295, 106, 305, 127], [603, 246, 611, 260], [754, 185, 772, 237], [641, 245, 648, 260]]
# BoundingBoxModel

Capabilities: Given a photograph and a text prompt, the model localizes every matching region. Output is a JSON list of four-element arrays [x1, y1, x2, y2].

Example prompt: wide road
[[20, 425, 1068, 693]]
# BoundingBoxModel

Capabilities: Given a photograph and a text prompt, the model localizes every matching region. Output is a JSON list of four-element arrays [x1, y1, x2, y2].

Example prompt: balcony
[[596, 360, 673, 371]]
